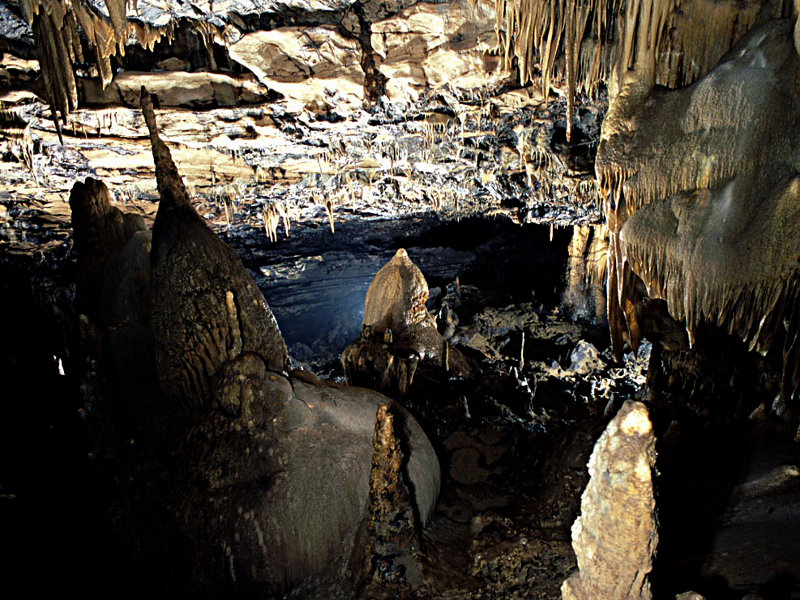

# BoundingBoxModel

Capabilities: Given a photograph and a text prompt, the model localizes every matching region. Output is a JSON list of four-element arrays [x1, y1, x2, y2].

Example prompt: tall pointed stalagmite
[[562, 400, 657, 600], [141, 86, 288, 415], [355, 402, 424, 596]]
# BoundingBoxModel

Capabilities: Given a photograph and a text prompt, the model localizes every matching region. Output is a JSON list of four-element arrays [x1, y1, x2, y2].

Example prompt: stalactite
[[21, 0, 198, 121], [103, 0, 128, 39], [496, 0, 789, 143], [596, 15, 800, 376], [495, 0, 623, 130]]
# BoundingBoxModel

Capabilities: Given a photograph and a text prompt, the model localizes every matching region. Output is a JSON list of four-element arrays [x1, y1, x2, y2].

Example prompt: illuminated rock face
[[562, 400, 657, 600], [342, 248, 473, 395], [361, 248, 443, 360], [342, 249, 444, 394], [597, 17, 800, 403], [18, 0, 501, 116]]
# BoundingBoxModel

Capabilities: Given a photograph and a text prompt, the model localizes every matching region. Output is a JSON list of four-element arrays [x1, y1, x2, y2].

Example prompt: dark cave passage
[[245, 216, 573, 366]]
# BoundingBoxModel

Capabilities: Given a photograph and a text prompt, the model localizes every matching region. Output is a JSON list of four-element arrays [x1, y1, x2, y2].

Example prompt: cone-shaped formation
[[69, 176, 160, 436], [141, 86, 288, 415], [356, 402, 424, 596], [362, 249, 441, 359], [596, 18, 800, 403], [563, 224, 609, 323], [562, 400, 657, 600], [343, 248, 473, 395]]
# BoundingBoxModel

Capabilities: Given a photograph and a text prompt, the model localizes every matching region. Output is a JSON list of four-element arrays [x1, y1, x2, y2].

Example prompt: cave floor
[[2, 209, 799, 599]]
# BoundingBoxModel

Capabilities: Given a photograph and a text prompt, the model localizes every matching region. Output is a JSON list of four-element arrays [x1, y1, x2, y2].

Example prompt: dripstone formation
[[66, 88, 441, 597], [342, 248, 473, 396], [562, 400, 658, 600]]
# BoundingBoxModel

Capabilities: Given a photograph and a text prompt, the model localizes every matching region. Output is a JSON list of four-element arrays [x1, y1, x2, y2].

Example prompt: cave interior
[[1, 0, 800, 598]]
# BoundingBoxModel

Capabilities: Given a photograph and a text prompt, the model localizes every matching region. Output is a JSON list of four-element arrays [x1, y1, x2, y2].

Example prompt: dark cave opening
[[252, 216, 573, 367]]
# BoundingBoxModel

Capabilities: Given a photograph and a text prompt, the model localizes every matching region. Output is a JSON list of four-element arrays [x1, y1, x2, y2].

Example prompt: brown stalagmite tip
[[140, 86, 192, 212]]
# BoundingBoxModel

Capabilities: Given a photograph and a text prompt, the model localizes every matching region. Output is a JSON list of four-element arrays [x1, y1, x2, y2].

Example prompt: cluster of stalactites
[[495, 0, 794, 138], [19, 0, 174, 134], [596, 14, 800, 401], [495, 0, 619, 97]]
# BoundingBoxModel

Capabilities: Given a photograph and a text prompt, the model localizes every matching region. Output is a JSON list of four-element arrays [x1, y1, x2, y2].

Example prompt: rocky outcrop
[[562, 400, 658, 600], [371, 0, 502, 102], [229, 26, 366, 110], [173, 369, 439, 595], [80, 70, 273, 108], [14, 0, 502, 116]]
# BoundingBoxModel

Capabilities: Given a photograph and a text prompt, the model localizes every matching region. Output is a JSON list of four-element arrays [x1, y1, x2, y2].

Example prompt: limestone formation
[[361, 249, 441, 357], [228, 26, 366, 110], [174, 370, 439, 595], [142, 86, 289, 415], [69, 176, 161, 434], [65, 89, 441, 595], [17, 0, 502, 116], [69, 177, 129, 321], [353, 402, 424, 596], [496, 0, 789, 141], [562, 224, 608, 324], [342, 248, 472, 395], [562, 400, 657, 600], [370, 0, 502, 103], [597, 17, 800, 404]]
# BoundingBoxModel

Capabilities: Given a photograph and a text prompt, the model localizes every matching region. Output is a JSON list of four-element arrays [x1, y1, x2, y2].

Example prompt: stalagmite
[[342, 249, 473, 395], [69, 177, 130, 320], [141, 86, 288, 414], [69, 176, 160, 436], [562, 224, 608, 323], [64, 87, 443, 597], [355, 403, 424, 596], [562, 400, 657, 600]]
